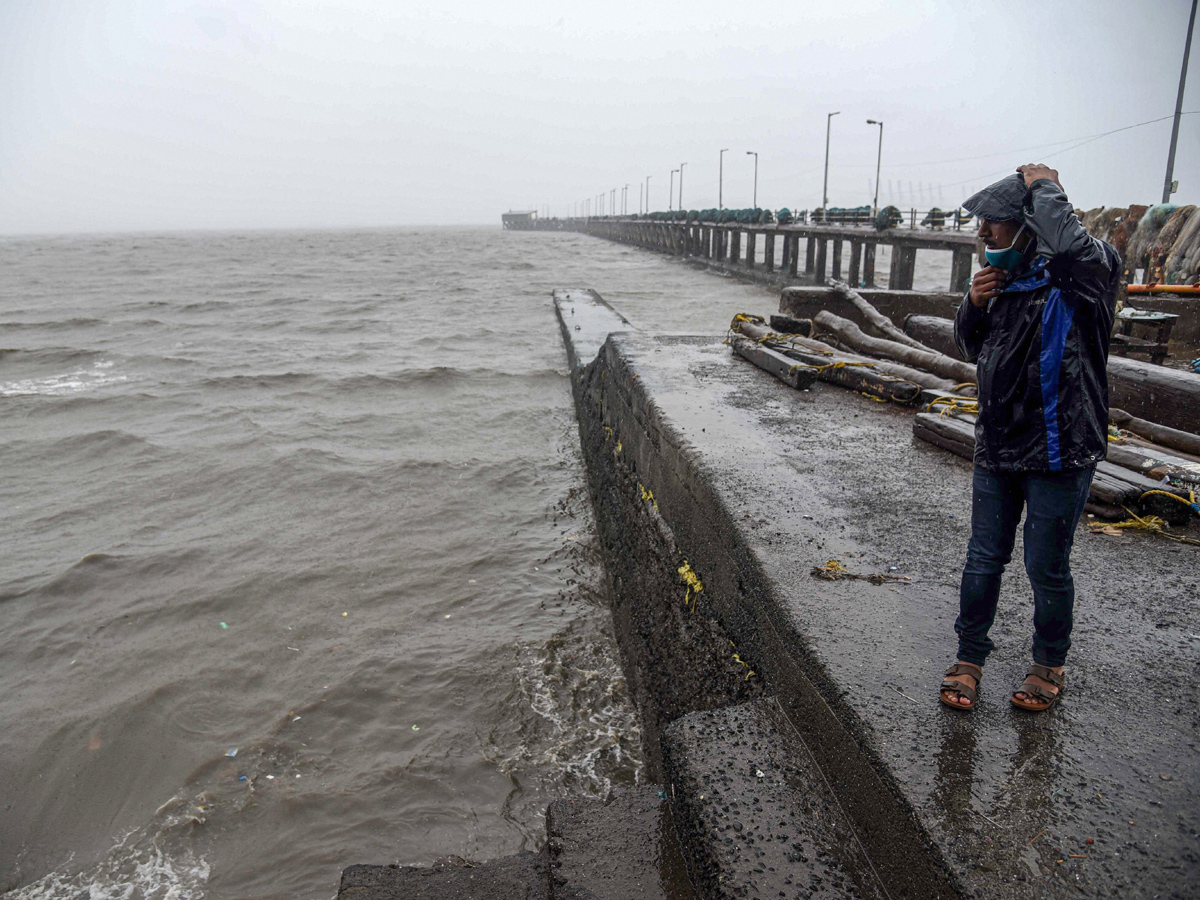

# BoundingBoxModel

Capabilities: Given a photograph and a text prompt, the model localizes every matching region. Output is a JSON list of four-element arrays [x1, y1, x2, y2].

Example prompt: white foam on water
[[6, 830, 210, 900], [0, 362, 128, 396]]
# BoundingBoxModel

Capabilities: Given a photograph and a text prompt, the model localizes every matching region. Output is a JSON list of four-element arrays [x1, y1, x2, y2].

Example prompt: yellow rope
[[950, 382, 978, 392], [924, 395, 980, 417], [678, 561, 704, 612], [1090, 504, 1200, 546]]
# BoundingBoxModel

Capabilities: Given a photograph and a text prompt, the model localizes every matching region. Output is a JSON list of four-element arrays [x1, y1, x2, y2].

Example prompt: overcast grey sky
[[1, 0, 1196, 234]]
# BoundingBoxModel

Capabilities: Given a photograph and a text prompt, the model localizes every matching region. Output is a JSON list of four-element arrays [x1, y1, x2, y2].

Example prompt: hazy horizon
[[2, 0, 1196, 236]]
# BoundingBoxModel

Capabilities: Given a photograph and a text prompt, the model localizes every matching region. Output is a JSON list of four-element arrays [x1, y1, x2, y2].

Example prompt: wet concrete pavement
[[556, 289, 1199, 899]]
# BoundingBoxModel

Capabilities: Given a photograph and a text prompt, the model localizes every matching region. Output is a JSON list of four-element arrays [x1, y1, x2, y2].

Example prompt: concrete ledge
[[557, 290, 1200, 900]]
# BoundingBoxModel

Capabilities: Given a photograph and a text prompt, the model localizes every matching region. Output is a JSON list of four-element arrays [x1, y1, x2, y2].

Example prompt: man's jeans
[[956, 465, 1095, 668]]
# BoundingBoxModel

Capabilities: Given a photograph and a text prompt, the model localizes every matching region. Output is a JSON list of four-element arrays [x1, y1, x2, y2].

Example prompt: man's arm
[[1017, 165, 1117, 296]]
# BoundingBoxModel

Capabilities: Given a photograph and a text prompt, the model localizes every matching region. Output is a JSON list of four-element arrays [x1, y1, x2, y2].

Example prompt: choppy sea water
[[0, 226, 958, 899]]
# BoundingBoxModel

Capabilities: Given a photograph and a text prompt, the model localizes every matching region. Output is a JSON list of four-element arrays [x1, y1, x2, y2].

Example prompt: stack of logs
[[730, 281, 1200, 525]]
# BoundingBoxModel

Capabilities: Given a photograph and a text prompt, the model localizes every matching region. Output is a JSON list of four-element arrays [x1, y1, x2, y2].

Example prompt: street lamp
[[645, 175, 651, 212], [1163, 0, 1197, 202], [624, 184, 630, 215], [867, 119, 884, 216], [719, 148, 730, 209], [823, 111, 840, 218], [670, 169, 678, 211], [678, 162, 687, 211], [746, 151, 758, 207]]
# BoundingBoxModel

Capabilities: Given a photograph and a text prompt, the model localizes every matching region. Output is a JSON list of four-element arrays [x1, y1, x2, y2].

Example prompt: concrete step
[[662, 699, 888, 900], [546, 788, 693, 899], [338, 787, 693, 900], [338, 853, 547, 900]]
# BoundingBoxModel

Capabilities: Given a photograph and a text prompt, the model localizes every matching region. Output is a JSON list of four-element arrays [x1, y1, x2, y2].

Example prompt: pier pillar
[[745, 231, 757, 270], [950, 247, 973, 293], [863, 244, 877, 288], [847, 240, 862, 287], [804, 237, 816, 275], [705, 227, 713, 259], [730, 230, 741, 265], [889, 245, 917, 290], [814, 239, 827, 284], [831, 239, 843, 281], [764, 232, 775, 272], [787, 235, 799, 277]]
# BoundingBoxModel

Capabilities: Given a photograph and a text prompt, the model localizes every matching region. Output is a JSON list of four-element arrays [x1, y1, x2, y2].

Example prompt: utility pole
[[823, 111, 840, 218], [679, 162, 687, 210], [670, 169, 678, 211], [1164, 0, 1197, 203], [746, 151, 758, 207], [645, 175, 651, 212], [624, 184, 629, 215], [867, 119, 884, 215], [719, 148, 729, 209]]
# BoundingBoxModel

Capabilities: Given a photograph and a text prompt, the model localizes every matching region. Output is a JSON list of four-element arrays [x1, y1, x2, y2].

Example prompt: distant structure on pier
[[501, 210, 538, 230]]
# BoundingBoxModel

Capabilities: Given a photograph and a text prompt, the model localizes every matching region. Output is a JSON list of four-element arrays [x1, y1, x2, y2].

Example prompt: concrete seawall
[[555, 289, 1198, 900]]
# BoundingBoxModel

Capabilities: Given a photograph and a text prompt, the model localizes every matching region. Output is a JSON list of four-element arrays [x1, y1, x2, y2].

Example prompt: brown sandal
[[1011, 664, 1065, 712], [939, 662, 982, 711]]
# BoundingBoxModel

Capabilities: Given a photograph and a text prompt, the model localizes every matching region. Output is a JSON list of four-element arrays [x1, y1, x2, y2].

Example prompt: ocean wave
[[0, 317, 106, 331], [0, 346, 105, 367]]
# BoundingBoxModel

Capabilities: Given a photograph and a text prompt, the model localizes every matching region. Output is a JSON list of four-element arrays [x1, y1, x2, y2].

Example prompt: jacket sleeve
[[1023, 179, 1118, 299], [954, 291, 988, 363]]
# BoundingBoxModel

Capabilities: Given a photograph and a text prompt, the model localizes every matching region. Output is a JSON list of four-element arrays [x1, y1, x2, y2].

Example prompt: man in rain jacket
[[939, 164, 1120, 713]]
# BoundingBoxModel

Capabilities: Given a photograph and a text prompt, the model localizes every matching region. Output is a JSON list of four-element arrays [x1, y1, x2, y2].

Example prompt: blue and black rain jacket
[[954, 179, 1121, 472]]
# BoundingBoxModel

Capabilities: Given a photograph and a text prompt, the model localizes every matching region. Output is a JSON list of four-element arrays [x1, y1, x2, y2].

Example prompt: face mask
[[984, 222, 1028, 271]]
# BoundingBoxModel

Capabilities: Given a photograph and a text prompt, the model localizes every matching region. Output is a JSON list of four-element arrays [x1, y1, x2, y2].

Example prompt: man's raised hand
[[1017, 164, 1061, 189], [969, 265, 1005, 308]]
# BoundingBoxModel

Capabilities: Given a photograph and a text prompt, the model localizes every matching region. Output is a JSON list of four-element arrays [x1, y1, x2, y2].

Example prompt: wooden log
[[1107, 364, 1200, 436], [829, 281, 936, 352], [903, 315, 963, 359], [731, 336, 819, 390], [731, 317, 925, 403], [769, 314, 812, 336], [734, 317, 953, 390], [1104, 442, 1200, 485], [814, 310, 978, 385]]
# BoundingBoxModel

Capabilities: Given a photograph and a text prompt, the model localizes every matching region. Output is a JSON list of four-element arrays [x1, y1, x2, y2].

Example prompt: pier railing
[[549, 217, 979, 293]]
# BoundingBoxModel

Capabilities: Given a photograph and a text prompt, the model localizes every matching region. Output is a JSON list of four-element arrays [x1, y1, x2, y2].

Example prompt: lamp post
[[678, 162, 687, 211], [719, 148, 729, 209], [1163, 0, 1197, 202], [746, 151, 758, 207], [645, 175, 651, 212], [624, 184, 629, 215], [867, 119, 884, 215], [823, 111, 840, 219], [670, 169, 678, 211]]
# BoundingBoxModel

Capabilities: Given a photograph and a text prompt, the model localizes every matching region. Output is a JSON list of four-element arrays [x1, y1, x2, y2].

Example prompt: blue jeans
[[956, 465, 1095, 668]]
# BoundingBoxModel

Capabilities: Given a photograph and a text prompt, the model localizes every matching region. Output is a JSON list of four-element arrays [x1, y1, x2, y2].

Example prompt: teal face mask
[[984, 223, 1028, 271]]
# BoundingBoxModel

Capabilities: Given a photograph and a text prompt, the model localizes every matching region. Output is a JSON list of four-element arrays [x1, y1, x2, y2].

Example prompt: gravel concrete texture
[[663, 699, 887, 900], [558, 289, 1199, 900], [547, 789, 692, 899]]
